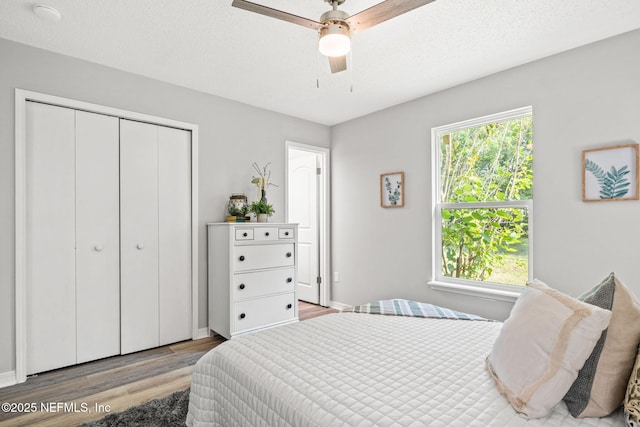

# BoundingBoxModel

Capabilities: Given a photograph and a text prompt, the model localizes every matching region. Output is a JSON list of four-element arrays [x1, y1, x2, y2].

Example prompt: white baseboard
[[329, 301, 352, 311], [0, 371, 16, 388], [194, 327, 210, 340]]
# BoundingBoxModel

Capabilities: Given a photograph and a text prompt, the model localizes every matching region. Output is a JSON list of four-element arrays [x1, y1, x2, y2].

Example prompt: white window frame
[[429, 106, 533, 302]]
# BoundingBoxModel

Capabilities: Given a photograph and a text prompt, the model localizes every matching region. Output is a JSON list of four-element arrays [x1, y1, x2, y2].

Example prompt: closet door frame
[[14, 89, 200, 384]]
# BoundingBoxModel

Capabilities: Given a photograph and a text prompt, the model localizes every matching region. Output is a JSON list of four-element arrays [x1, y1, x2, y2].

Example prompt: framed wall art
[[582, 143, 639, 202], [380, 171, 404, 207]]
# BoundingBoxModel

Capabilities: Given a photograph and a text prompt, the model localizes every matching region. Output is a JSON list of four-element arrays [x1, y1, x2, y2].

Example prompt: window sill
[[428, 281, 523, 303]]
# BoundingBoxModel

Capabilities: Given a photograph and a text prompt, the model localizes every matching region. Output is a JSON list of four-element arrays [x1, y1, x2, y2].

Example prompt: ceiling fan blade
[[232, 0, 323, 31], [328, 55, 347, 74], [346, 0, 436, 32]]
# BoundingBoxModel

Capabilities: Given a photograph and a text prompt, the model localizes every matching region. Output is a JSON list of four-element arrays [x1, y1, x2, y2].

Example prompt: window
[[431, 107, 533, 297]]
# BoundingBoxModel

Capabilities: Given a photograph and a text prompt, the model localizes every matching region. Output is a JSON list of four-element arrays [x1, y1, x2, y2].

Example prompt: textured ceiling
[[1, 0, 639, 125]]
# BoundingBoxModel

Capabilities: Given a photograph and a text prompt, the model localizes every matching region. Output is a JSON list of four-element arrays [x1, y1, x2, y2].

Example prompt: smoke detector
[[32, 4, 62, 22]]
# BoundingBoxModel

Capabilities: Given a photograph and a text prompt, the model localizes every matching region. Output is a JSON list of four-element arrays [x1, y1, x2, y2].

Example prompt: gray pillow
[[564, 273, 640, 418]]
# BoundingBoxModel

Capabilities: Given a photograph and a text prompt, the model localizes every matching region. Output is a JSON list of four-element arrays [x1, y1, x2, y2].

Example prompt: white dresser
[[207, 223, 299, 339]]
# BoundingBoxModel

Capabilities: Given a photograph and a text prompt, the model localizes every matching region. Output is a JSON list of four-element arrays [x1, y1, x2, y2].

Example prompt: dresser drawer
[[233, 268, 295, 301], [235, 229, 254, 241], [254, 227, 278, 241], [233, 293, 296, 334], [233, 243, 294, 272], [278, 228, 294, 239]]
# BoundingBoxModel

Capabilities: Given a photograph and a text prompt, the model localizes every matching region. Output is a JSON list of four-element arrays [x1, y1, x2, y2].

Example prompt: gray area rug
[[80, 388, 190, 427]]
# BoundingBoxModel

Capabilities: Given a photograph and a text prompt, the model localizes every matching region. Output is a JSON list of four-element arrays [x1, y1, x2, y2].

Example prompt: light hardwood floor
[[0, 301, 338, 426]]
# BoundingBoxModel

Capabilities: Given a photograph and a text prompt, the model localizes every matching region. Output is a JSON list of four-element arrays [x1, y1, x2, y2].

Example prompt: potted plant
[[227, 203, 248, 222], [249, 200, 275, 223]]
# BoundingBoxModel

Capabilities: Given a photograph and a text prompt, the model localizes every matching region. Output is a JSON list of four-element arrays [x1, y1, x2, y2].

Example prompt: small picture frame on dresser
[[380, 171, 404, 208]]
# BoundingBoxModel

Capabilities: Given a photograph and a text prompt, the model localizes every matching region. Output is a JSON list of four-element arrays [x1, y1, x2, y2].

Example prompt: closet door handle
[[94, 245, 103, 252], [136, 243, 144, 250]]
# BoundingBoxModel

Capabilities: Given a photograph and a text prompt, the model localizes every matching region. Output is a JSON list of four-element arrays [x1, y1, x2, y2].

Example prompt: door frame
[[285, 141, 331, 307], [14, 89, 200, 384]]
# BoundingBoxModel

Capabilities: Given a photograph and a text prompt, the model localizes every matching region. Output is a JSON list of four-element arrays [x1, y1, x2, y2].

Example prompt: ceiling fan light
[[318, 24, 351, 57]]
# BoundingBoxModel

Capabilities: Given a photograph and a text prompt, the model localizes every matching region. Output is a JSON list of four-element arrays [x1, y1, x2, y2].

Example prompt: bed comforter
[[187, 312, 623, 426]]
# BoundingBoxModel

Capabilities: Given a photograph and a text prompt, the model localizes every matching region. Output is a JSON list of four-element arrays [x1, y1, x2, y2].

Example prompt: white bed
[[186, 311, 624, 426]]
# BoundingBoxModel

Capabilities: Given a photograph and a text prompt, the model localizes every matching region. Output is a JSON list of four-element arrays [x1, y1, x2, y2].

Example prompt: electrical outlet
[[334, 272, 340, 282]]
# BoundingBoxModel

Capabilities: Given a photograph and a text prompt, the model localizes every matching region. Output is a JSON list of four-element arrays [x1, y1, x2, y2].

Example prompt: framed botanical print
[[380, 172, 404, 207], [583, 143, 639, 202]]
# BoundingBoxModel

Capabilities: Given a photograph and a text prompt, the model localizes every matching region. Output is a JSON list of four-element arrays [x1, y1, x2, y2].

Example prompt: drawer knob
[[286, 277, 292, 283], [239, 255, 245, 261], [285, 231, 289, 236], [243, 232, 248, 237], [136, 243, 144, 250], [286, 252, 292, 258], [239, 283, 245, 290], [265, 232, 270, 237], [94, 245, 103, 252], [286, 304, 292, 310], [240, 313, 246, 319]]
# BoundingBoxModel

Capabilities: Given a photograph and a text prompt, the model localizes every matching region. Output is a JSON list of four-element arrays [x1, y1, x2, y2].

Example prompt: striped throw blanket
[[350, 299, 489, 321]]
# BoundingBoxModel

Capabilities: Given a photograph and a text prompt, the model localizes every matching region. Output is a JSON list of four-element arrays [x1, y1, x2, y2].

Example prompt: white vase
[[257, 213, 267, 223]]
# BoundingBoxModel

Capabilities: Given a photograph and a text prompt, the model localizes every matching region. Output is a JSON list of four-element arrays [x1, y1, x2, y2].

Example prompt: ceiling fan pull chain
[[318, 49, 321, 88], [349, 49, 354, 93]]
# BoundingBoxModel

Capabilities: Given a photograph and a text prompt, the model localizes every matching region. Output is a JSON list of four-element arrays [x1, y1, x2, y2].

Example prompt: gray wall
[[0, 38, 330, 375], [2, 28, 639, 377], [330, 29, 640, 320]]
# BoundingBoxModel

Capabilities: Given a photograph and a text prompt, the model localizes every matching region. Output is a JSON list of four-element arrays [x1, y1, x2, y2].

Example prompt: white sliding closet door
[[158, 126, 192, 345], [22, 96, 194, 375], [25, 102, 76, 375], [120, 120, 160, 354], [75, 111, 120, 363], [120, 120, 192, 352]]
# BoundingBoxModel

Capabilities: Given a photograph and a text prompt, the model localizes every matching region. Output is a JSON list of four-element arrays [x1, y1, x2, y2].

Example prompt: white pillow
[[486, 279, 612, 419]]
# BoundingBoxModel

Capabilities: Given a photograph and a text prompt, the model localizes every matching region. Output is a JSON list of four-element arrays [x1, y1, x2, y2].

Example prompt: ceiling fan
[[231, 0, 436, 74]]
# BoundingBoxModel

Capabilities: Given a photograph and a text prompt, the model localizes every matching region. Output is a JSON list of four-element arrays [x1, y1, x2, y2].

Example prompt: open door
[[286, 142, 330, 306]]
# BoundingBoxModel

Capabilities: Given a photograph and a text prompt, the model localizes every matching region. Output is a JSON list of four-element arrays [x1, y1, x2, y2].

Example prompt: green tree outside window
[[439, 115, 533, 286]]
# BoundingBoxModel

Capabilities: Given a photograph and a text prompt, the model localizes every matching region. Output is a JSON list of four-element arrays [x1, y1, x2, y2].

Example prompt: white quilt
[[187, 312, 623, 426]]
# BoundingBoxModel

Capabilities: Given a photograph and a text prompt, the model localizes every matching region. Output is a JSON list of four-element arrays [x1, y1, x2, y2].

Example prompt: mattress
[[187, 312, 624, 426]]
